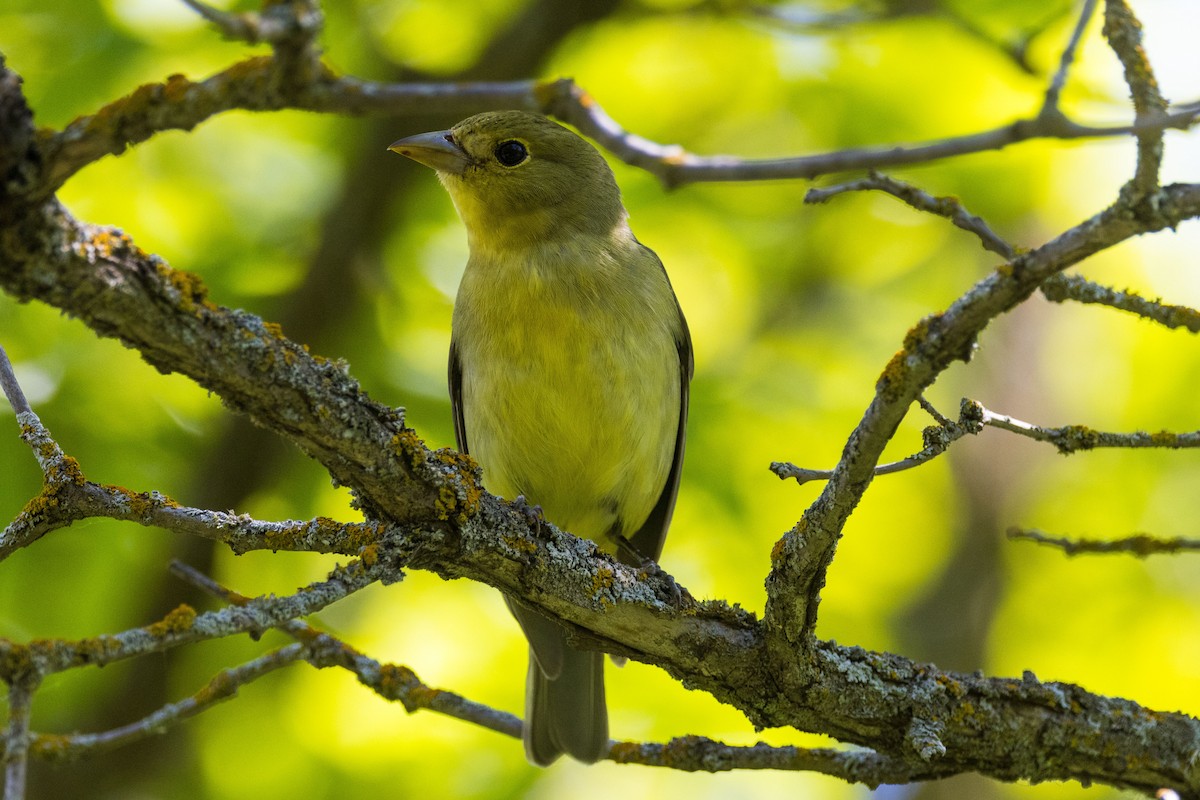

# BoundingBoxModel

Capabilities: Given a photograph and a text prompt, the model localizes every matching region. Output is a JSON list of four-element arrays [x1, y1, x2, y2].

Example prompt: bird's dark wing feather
[[624, 256, 693, 567], [448, 339, 468, 454]]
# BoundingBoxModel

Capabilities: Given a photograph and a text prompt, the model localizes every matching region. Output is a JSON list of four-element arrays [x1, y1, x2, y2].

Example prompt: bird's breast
[[452, 249, 680, 548]]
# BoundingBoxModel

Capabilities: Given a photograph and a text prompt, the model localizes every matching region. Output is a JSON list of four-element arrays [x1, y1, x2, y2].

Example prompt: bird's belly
[[459, 312, 678, 549]]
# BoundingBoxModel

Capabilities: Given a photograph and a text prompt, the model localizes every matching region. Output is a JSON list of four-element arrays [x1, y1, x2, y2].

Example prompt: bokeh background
[[2, 0, 1199, 798]]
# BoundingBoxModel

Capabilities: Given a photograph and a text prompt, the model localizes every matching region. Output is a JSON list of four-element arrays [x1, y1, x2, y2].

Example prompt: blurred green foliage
[[2, 0, 1199, 798]]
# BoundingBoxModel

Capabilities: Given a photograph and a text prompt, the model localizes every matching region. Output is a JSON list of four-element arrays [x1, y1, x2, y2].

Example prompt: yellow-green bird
[[389, 111, 691, 766]]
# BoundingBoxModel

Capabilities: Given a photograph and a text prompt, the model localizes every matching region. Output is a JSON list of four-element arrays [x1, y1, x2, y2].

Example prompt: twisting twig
[[541, 77, 1200, 189], [0, 555, 388, 682], [169, 562, 523, 738], [178, 0, 266, 42], [170, 562, 966, 782], [1040, 0, 1100, 116], [1102, 0, 1170, 197], [0, 399, 387, 561], [974, 402, 1200, 454], [0, 344, 31, 416], [1041, 273, 1200, 333], [1008, 528, 1200, 557], [804, 172, 1017, 258], [180, 0, 323, 51], [775, 392, 1200, 480], [772, 397, 983, 486], [22, 645, 307, 761]]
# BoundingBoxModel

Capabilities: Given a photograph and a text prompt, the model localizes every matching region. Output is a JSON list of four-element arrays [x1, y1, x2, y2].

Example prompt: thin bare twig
[[805, 172, 1017, 258], [0, 556, 388, 682], [542, 77, 1200, 189], [1041, 274, 1200, 334], [772, 398, 984, 486], [3, 674, 38, 800], [0, 344, 31, 416], [180, 0, 322, 45], [1008, 528, 1200, 557], [24, 645, 307, 761], [1041, 0, 1100, 115], [169, 561, 523, 739], [974, 402, 1200, 454]]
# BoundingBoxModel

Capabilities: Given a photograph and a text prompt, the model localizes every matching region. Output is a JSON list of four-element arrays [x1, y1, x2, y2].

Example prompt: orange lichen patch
[[73, 635, 125, 665], [193, 670, 238, 705], [592, 565, 617, 607], [154, 262, 213, 314], [0, 641, 34, 679], [223, 55, 273, 83], [772, 515, 811, 566], [88, 228, 137, 259], [52, 453, 85, 485], [1056, 424, 1099, 451], [162, 73, 193, 102], [948, 700, 978, 727], [114, 486, 179, 520], [1150, 430, 1184, 446], [875, 348, 912, 402], [359, 543, 380, 568], [18, 481, 73, 521], [901, 314, 938, 353], [147, 604, 197, 637], [343, 519, 386, 551], [378, 663, 419, 703], [431, 448, 482, 522], [935, 672, 967, 699], [29, 734, 73, 760], [390, 428, 427, 471], [605, 740, 640, 762]]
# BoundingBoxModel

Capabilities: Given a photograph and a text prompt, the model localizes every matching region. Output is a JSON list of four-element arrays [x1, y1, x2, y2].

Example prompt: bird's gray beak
[[388, 130, 471, 175]]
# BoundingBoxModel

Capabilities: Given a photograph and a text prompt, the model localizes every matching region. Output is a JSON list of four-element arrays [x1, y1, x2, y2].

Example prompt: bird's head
[[389, 111, 626, 252]]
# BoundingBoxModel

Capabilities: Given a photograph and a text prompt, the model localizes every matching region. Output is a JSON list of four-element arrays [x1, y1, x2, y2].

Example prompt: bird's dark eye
[[494, 140, 528, 167]]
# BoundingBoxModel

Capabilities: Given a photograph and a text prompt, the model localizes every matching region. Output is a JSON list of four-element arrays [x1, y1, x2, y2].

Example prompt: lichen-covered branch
[[1009, 528, 1200, 557], [3, 673, 37, 800], [0, 381, 378, 560], [1102, 0, 1170, 198], [8, 0, 1195, 205], [1041, 273, 1200, 333], [975, 402, 1200, 454], [169, 561, 525, 739], [2, 1, 1200, 795], [542, 75, 1200, 189], [22, 644, 307, 762], [0, 555, 389, 681], [763, 182, 1200, 652], [771, 397, 984, 486]]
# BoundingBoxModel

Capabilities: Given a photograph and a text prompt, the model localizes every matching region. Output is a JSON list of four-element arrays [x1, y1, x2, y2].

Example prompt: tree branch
[[2, 3, 1200, 794], [23, 645, 307, 762], [3, 673, 37, 800], [1102, 0, 1170, 199], [805, 171, 1017, 258], [1008, 528, 1200, 557], [762, 181, 1200, 650], [1041, 273, 1200, 333], [975, 402, 1200, 454], [1041, 0, 1099, 116]]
